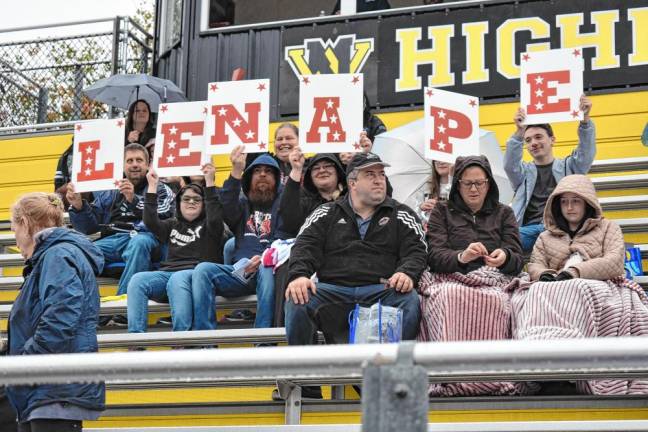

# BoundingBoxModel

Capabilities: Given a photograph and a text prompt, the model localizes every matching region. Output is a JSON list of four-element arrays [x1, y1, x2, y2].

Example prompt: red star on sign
[[302, 76, 310, 85], [210, 83, 218, 92], [351, 76, 360, 84], [571, 109, 580, 118], [469, 99, 477, 107], [116, 120, 124, 127], [353, 142, 361, 150], [522, 53, 530, 62], [160, 105, 168, 113], [114, 180, 121, 187], [426, 89, 434, 97], [75, 124, 82, 131], [257, 83, 266, 91], [572, 49, 581, 57], [258, 142, 266, 150]]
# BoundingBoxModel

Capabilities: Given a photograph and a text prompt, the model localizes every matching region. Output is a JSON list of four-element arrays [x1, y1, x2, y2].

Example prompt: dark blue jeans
[[285, 283, 421, 346], [519, 223, 544, 252]]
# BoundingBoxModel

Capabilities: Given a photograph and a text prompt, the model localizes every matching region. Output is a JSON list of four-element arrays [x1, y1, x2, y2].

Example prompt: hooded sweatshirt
[[7, 228, 105, 421], [427, 155, 523, 275], [220, 154, 288, 262], [528, 174, 625, 281], [144, 184, 224, 270], [279, 153, 346, 237]]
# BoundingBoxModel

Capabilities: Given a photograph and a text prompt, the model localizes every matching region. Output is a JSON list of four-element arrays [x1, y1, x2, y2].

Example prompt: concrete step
[[592, 174, 648, 190], [589, 157, 648, 174]]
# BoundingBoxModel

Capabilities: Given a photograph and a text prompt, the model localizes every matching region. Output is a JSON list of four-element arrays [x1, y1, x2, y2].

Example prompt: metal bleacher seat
[[588, 156, 648, 174]]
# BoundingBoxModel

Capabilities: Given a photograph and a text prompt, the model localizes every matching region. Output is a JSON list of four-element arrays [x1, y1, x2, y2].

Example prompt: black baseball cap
[[346, 152, 391, 177]]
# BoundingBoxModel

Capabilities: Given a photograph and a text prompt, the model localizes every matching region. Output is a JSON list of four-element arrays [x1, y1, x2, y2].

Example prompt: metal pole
[[73, 64, 84, 120], [362, 342, 428, 432], [36, 87, 48, 124], [111, 16, 121, 76]]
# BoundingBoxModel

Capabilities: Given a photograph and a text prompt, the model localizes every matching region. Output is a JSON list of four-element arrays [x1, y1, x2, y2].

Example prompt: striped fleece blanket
[[512, 277, 648, 395], [417, 268, 534, 396]]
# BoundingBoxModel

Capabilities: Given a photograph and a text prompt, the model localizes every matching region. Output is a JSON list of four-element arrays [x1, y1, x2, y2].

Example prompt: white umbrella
[[372, 118, 513, 216]]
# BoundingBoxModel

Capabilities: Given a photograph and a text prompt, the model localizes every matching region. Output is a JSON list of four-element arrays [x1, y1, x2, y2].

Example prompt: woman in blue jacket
[[8, 192, 105, 432]]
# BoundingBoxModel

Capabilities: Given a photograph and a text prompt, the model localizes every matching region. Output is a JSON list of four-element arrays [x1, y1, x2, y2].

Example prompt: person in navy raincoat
[[7, 192, 105, 432]]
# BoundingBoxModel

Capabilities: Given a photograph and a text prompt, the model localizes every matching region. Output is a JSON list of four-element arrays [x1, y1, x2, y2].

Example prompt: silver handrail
[[1, 337, 648, 386]]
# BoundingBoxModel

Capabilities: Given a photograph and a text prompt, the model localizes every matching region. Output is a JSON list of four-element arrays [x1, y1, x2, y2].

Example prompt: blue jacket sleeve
[[68, 191, 112, 235], [21, 250, 86, 355], [565, 120, 596, 174], [220, 175, 245, 230], [503, 134, 526, 190]]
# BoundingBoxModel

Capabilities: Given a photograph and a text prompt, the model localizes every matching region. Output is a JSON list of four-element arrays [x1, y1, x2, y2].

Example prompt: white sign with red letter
[[423, 87, 480, 163], [153, 101, 210, 177], [520, 48, 584, 124], [298, 73, 363, 153], [204, 79, 270, 154], [72, 119, 125, 193]]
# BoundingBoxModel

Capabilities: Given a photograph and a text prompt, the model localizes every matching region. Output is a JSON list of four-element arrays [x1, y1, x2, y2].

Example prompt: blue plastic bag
[[625, 246, 644, 279], [348, 301, 403, 344]]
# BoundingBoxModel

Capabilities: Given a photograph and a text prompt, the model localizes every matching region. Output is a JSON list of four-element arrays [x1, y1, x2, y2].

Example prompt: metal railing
[[0, 16, 152, 128], [2, 337, 648, 387]]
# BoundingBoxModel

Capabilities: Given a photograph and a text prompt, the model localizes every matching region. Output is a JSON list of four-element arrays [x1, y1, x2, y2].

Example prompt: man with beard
[[67, 144, 175, 304], [192, 146, 286, 329], [283, 152, 427, 398]]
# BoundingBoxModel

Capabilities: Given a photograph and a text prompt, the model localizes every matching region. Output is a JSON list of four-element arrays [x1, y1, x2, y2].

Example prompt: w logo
[[284, 34, 374, 77]]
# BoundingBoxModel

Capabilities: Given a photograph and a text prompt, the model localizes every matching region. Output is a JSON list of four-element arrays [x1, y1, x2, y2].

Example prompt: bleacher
[[0, 92, 648, 430]]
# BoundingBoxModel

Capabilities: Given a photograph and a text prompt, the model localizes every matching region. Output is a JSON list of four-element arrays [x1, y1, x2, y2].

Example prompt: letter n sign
[[204, 79, 270, 154], [520, 48, 584, 124]]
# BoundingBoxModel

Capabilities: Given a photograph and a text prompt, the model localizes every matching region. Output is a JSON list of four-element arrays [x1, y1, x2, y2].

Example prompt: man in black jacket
[[285, 152, 426, 347]]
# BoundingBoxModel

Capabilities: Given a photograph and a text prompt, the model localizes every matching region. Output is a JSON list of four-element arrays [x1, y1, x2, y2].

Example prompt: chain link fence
[[0, 17, 152, 128]]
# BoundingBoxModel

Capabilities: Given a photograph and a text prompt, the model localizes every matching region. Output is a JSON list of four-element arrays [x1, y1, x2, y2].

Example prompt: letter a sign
[[204, 79, 270, 154], [520, 48, 584, 124], [72, 119, 125, 193], [153, 101, 211, 177], [424, 87, 479, 163], [299, 73, 363, 153]]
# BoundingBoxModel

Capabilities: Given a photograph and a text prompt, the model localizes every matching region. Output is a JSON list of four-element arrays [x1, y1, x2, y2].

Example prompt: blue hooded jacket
[[7, 227, 106, 422], [220, 154, 288, 262]]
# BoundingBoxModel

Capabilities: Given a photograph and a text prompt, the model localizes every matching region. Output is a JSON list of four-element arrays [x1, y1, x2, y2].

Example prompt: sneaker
[[111, 314, 128, 327], [220, 308, 255, 323], [156, 316, 173, 326], [98, 315, 113, 327]]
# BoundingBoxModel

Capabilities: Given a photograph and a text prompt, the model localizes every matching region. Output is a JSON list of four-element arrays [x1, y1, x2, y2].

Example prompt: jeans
[[285, 283, 421, 346], [519, 223, 545, 252], [192, 262, 275, 329], [127, 270, 193, 333], [223, 237, 235, 265], [94, 232, 159, 295]]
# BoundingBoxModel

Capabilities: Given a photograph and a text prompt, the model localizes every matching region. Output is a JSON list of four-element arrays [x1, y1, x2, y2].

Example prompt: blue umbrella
[[83, 73, 186, 112]]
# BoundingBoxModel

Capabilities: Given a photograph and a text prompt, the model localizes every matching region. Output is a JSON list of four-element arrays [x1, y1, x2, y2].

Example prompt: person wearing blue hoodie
[[7, 192, 105, 431], [192, 146, 286, 329]]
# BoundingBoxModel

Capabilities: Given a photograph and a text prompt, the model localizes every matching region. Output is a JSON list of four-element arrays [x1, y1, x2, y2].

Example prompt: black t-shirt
[[523, 162, 557, 226]]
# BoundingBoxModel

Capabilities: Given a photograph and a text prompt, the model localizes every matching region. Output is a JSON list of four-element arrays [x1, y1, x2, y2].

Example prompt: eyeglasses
[[181, 196, 203, 204], [458, 179, 488, 190], [311, 163, 336, 173]]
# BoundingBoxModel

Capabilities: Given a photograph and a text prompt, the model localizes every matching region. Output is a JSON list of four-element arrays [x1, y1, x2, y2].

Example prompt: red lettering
[[429, 106, 473, 154], [211, 103, 261, 145], [158, 122, 203, 167], [526, 71, 571, 114], [77, 140, 114, 181], [306, 97, 346, 143]]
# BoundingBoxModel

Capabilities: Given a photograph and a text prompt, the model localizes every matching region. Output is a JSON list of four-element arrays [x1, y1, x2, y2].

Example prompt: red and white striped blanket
[[417, 268, 534, 396], [512, 276, 648, 395]]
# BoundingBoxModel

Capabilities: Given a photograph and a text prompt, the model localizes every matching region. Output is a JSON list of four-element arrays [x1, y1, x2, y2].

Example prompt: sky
[[0, 0, 143, 43]]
